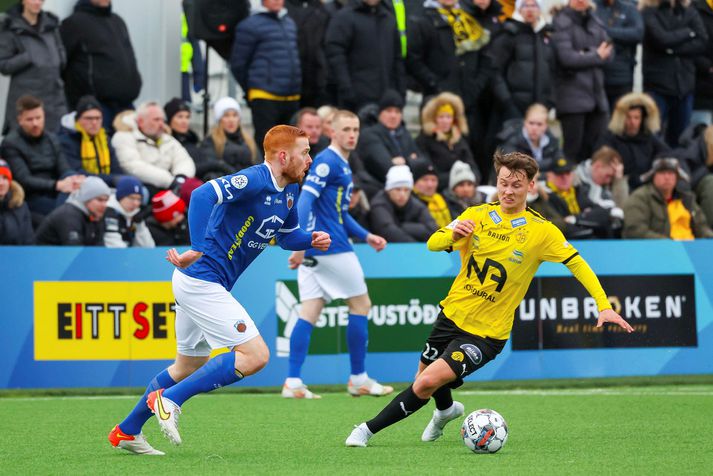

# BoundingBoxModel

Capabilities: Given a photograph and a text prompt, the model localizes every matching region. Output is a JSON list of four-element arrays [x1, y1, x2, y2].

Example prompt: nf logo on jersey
[[460, 344, 483, 365], [286, 192, 295, 209], [467, 256, 507, 292], [489, 210, 502, 224], [315, 163, 330, 177], [256, 215, 284, 239], [510, 217, 527, 228], [231, 175, 248, 189]]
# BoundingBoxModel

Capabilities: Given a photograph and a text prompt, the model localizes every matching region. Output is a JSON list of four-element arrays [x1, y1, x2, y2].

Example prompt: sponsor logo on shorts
[[234, 320, 247, 333], [460, 343, 483, 365], [451, 351, 464, 362]]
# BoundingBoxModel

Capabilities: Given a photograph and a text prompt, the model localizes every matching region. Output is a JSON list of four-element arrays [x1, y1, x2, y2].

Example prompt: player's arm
[[166, 182, 217, 267], [427, 217, 475, 252], [278, 185, 331, 251]]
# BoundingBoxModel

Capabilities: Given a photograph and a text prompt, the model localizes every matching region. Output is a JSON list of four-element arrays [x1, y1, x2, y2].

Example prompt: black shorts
[[420, 311, 507, 388]]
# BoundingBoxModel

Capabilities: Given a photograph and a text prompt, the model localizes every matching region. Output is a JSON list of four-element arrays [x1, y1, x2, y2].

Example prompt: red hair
[[263, 125, 308, 160]]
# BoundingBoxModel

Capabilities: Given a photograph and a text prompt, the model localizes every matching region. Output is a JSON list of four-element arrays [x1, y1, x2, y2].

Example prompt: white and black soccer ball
[[461, 409, 508, 453]]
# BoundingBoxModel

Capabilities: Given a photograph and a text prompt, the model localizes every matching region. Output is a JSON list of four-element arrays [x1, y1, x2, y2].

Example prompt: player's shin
[[365, 385, 429, 434], [162, 352, 242, 406], [432, 385, 454, 411], [346, 313, 368, 376], [119, 369, 177, 435], [288, 318, 314, 379]]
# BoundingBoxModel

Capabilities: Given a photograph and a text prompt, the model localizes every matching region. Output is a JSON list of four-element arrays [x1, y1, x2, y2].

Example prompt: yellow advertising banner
[[34, 281, 177, 360]]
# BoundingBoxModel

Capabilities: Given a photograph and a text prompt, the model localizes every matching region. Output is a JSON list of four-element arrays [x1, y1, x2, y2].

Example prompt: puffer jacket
[[623, 182, 713, 238], [111, 112, 196, 189], [103, 195, 154, 248], [497, 118, 562, 172], [693, 0, 713, 109], [198, 131, 255, 181], [35, 194, 105, 245], [0, 181, 34, 244], [0, 4, 66, 133], [369, 190, 437, 242], [593, 0, 644, 87]]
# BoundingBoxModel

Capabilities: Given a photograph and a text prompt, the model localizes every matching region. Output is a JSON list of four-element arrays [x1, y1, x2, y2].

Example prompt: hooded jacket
[[0, 181, 34, 245], [59, 0, 142, 108], [35, 193, 105, 245], [103, 195, 154, 248], [0, 4, 67, 133]]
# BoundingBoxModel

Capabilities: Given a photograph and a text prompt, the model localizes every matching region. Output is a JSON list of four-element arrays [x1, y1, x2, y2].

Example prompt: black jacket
[[35, 197, 105, 245], [357, 123, 427, 184], [462, 0, 504, 37], [325, 0, 405, 110], [368, 190, 437, 242], [415, 132, 477, 190], [598, 129, 671, 189], [641, 0, 708, 97], [172, 130, 202, 163], [58, 121, 123, 187], [693, 0, 713, 109], [489, 18, 556, 114], [674, 125, 711, 188], [0, 181, 34, 245], [60, 0, 142, 108], [406, 6, 493, 107], [197, 131, 254, 182], [0, 129, 71, 200], [146, 216, 190, 247], [285, 0, 329, 106], [497, 119, 563, 173], [593, 0, 644, 87]]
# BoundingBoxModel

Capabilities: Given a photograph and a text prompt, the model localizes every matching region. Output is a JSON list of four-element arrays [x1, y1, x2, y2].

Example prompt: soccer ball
[[460, 409, 508, 453]]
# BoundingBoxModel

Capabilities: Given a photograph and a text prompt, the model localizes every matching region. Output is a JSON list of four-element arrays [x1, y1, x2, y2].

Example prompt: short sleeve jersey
[[300, 147, 354, 256], [180, 163, 301, 289], [438, 202, 579, 340]]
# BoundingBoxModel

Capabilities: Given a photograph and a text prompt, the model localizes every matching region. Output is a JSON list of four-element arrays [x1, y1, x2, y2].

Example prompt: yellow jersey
[[427, 202, 611, 340]]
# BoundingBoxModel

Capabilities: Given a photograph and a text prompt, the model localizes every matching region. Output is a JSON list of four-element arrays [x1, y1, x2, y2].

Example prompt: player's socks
[[365, 385, 429, 434], [346, 313, 368, 375], [119, 369, 177, 435], [288, 318, 313, 378], [162, 352, 242, 406], [349, 372, 368, 387], [432, 386, 454, 411]]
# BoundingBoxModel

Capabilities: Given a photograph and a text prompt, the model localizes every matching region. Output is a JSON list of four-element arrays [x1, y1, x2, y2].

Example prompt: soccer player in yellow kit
[[345, 151, 634, 447]]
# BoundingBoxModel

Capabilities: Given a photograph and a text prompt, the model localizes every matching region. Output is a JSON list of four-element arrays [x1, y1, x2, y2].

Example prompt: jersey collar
[[328, 145, 349, 162], [262, 162, 285, 192]]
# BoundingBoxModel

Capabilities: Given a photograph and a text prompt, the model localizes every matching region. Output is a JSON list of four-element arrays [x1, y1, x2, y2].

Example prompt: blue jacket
[[593, 0, 644, 87], [229, 8, 301, 97]]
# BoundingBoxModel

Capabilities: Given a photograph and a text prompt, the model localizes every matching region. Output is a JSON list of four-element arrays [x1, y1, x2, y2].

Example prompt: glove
[[169, 174, 187, 195], [610, 207, 624, 220]]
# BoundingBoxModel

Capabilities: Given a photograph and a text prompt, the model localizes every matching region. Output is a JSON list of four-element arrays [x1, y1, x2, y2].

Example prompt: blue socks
[[347, 313, 368, 375], [288, 318, 314, 378], [120, 369, 176, 435], [163, 352, 242, 406]]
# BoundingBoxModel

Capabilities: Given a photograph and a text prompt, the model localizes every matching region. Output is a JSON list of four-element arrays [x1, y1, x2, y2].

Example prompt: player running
[[282, 110, 391, 399], [108, 125, 331, 454], [345, 151, 633, 447]]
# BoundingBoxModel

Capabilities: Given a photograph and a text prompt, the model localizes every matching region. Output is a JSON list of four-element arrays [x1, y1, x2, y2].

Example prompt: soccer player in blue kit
[[281, 110, 391, 400], [108, 125, 331, 454]]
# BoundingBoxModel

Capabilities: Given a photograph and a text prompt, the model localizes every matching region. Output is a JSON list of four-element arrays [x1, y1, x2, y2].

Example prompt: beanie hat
[[75, 95, 102, 119], [152, 190, 186, 223], [213, 97, 241, 123], [449, 161, 477, 190], [436, 103, 455, 116], [378, 89, 405, 113], [164, 97, 190, 124], [76, 176, 111, 202], [516, 0, 542, 10], [385, 165, 414, 191], [412, 161, 438, 183], [0, 159, 12, 182], [115, 176, 143, 201]]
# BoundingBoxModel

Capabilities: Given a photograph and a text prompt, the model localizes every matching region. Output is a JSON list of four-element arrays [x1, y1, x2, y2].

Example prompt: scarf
[[414, 190, 453, 228], [76, 122, 111, 175], [438, 7, 490, 55], [547, 181, 580, 215]]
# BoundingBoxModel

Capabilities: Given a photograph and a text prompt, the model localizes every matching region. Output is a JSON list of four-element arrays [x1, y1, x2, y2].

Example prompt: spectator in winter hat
[[0, 158, 34, 245], [165, 97, 201, 163], [444, 160, 485, 216], [411, 161, 453, 228], [197, 96, 257, 182], [35, 176, 110, 245], [104, 176, 155, 248], [146, 190, 190, 246], [368, 165, 438, 242]]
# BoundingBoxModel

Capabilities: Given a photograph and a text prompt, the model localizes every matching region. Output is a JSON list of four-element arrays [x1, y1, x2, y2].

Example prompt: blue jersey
[[300, 147, 368, 256], [181, 163, 307, 290]]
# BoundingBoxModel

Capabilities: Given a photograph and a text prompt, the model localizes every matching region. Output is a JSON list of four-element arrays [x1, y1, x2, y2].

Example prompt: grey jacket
[[0, 5, 67, 133]]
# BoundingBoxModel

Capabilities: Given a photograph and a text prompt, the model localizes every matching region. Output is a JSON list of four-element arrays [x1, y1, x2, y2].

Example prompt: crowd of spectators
[[1, 0, 712, 247]]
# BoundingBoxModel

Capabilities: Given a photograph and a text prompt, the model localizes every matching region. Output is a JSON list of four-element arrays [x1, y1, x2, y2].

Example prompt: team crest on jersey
[[460, 344, 483, 365], [234, 320, 247, 333], [516, 231, 528, 243], [231, 175, 248, 189], [488, 210, 502, 224], [286, 192, 295, 209], [315, 163, 330, 177], [510, 217, 527, 228]]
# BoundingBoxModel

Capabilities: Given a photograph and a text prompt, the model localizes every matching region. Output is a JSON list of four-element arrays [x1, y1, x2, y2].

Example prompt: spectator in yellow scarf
[[58, 95, 124, 187], [412, 161, 452, 228]]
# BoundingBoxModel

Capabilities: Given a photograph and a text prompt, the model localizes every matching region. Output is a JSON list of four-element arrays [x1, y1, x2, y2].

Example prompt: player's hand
[[311, 231, 331, 251], [166, 248, 203, 269], [596, 308, 634, 333], [366, 233, 387, 252], [288, 250, 305, 269], [452, 219, 475, 241]]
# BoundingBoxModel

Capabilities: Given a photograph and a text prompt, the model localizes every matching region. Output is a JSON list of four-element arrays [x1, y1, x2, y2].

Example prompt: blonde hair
[[210, 124, 257, 163], [525, 103, 548, 120]]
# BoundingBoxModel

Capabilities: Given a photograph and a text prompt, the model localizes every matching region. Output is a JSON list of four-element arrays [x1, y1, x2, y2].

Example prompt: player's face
[[496, 166, 534, 213], [333, 116, 360, 152], [284, 136, 312, 184]]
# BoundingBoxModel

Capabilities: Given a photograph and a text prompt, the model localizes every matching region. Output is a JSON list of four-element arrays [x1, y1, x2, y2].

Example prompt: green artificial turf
[[1, 383, 711, 475]]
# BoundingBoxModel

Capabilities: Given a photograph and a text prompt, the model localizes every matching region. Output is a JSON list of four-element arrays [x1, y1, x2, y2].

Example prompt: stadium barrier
[[1, 240, 711, 389]]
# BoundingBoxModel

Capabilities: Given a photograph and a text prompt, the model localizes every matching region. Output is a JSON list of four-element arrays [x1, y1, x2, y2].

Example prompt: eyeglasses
[[80, 116, 103, 122]]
